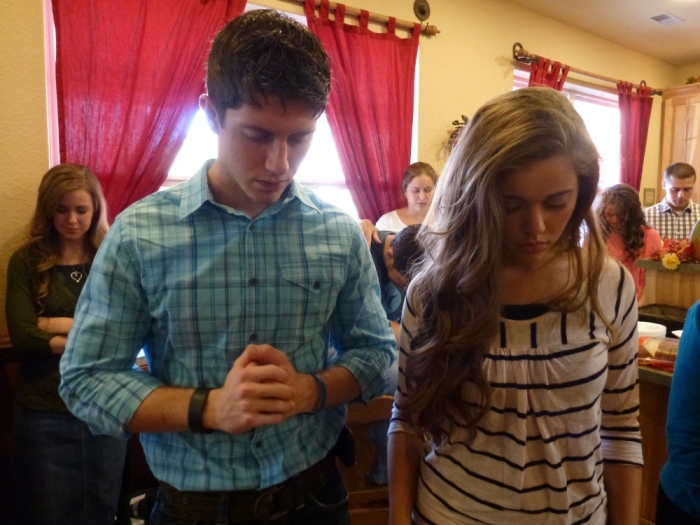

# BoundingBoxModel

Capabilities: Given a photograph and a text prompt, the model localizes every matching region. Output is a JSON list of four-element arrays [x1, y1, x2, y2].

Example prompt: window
[[166, 108, 359, 218], [514, 70, 621, 188]]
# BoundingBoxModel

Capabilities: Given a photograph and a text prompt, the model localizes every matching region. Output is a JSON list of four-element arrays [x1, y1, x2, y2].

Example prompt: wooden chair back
[[338, 394, 394, 525]]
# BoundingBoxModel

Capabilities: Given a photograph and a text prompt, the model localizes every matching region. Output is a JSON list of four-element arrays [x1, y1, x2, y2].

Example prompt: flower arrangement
[[687, 75, 700, 85], [650, 238, 698, 269]]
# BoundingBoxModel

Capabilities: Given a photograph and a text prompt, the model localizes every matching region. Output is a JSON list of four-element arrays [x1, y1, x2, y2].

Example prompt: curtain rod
[[279, 0, 440, 36], [512, 43, 663, 96]]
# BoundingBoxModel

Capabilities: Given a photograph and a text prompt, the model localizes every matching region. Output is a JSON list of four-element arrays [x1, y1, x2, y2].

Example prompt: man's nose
[[265, 140, 289, 176]]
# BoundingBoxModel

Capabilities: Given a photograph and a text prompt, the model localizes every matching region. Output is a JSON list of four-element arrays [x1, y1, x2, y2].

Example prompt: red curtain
[[53, 0, 246, 222], [528, 58, 570, 91], [618, 82, 653, 191], [304, 0, 420, 222]]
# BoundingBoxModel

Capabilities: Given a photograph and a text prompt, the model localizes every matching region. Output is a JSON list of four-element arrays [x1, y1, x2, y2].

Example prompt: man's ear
[[199, 95, 220, 134], [385, 246, 394, 265], [662, 178, 667, 191]]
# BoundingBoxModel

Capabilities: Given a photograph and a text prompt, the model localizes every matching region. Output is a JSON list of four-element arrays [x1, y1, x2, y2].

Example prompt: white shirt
[[375, 210, 410, 232]]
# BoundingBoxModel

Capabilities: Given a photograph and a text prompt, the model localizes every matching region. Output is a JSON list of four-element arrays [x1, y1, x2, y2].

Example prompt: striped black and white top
[[389, 259, 642, 525]]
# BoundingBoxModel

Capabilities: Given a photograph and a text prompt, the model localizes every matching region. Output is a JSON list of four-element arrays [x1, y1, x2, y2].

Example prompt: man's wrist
[[188, 388, 214, 433], [304, 372, 326, 414]]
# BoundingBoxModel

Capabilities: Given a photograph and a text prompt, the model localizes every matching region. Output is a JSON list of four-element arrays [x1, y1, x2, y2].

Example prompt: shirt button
[[313, 281, 320, 290], [249, 224, 255, 231], [255, 441, 262, 448], [249, 333, 258, 342], [249, 277, 258, 286]]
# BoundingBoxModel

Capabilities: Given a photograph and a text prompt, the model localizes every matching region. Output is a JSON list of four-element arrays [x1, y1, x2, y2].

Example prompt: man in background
[[367, 224, 423, 485], [369, 224, 423, 342], [59, 10, 394, 525], [644, 162, 700, 240]]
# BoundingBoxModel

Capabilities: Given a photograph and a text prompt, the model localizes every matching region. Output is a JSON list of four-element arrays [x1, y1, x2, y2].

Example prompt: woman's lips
[[519, 242, 549, 254]]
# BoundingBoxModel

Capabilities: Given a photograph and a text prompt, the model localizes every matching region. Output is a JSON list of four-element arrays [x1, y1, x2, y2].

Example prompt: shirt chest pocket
[[280, 266, 341, 328]]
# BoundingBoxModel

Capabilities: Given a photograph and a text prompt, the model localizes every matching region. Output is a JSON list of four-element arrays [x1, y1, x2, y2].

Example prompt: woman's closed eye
[[544, 198, 569, 209]]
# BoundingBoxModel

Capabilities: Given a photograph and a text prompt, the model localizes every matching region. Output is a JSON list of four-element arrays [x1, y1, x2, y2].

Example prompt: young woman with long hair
[[375, 162, 439, 231], [6, 164, 126, 525], [388, 88, 642, 525], [595, 183, 662, 301]]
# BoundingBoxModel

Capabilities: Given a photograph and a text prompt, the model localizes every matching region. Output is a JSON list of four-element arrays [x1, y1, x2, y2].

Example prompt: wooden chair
[[338, 395, 394, 525]]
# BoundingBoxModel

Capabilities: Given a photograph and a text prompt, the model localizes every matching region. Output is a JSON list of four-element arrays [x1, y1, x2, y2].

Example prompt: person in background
[[367, 224, 424, 486], [656, 300, 700, 525], [360, 162, 437, 245], [644, 162, 700, 240], [375, 162, 438, 232], [370, 224, 424, 340], [5, 164, 126, 525], [595, 183, 662, 301], [388, 88, 642, 525], [59, 10, 394, 525]]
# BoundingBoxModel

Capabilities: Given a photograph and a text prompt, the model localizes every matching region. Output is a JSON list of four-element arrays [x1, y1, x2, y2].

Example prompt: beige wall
[[0, 0, 50, 344], [0, 0, 689, 342], [676, 62, 700, 86]]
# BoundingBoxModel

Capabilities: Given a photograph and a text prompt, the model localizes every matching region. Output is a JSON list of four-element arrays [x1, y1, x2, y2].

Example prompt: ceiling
[[507, 0, 700, 67]]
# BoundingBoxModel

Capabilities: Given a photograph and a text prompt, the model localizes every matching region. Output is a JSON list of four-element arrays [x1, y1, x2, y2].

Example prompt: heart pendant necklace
[[70, 266, 83, 283]]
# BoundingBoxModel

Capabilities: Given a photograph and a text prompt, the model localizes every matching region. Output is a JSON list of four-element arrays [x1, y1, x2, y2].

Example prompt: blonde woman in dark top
[[388, 88, 642, 525], [6, 164, 126, 525]]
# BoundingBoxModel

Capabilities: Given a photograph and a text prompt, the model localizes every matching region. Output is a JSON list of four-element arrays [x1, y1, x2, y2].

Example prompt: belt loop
[[216, 492, 230, 525]]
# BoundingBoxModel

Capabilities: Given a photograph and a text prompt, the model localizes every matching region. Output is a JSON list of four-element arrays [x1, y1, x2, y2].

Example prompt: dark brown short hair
[[391, 224, 423, 277], [206, 10, 331, 120], [664, 162, 696, 182]]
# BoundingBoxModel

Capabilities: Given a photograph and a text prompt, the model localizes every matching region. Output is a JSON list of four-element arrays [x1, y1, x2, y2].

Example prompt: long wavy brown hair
[[404, 88, 607, 444], [595, 183, 648, 261], [24, 164, 108, 312]]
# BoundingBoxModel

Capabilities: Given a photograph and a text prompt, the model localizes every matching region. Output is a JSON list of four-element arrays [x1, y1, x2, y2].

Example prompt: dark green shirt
[[6, 246, 88, 411]]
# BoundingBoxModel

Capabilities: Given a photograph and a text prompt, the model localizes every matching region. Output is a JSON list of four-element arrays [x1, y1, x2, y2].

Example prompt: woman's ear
[[199, 95, 220, 134]]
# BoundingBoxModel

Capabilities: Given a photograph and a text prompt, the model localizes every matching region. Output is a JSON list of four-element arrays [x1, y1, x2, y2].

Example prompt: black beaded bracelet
[[188, 387, 213, 434]]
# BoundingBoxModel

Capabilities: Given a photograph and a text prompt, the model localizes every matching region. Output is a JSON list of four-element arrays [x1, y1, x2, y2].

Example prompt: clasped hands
[[203, 344, 319, 434]]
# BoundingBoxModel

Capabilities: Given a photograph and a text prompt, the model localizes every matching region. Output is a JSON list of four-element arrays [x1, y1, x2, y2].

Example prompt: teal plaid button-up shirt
[[60, 160, 394, 491]]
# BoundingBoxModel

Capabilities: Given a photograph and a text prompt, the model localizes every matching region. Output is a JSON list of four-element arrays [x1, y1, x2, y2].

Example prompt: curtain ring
[[512, 42, 523, 61]]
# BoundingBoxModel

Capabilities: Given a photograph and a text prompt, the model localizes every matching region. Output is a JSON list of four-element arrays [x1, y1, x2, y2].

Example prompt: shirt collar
[[178, 160, 214, 220], [178, 160, 321, 219], [659, 199, 696, 214]]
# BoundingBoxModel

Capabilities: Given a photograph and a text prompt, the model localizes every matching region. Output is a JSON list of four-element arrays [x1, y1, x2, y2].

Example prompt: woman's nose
[[524, 208, 546, 235]]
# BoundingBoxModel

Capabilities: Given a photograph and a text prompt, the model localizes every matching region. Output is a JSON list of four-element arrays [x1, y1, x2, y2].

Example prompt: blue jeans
[[11, 406, 128, 525], [366, 358, 397, 485], [150, 467, 350, 525]]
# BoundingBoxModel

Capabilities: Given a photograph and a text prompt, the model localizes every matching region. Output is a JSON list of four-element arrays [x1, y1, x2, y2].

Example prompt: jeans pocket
[[306, 470, 349, 512]]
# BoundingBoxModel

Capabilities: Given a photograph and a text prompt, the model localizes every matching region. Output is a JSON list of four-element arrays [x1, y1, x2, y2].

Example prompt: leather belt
[[158, 453, 337, 523]]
